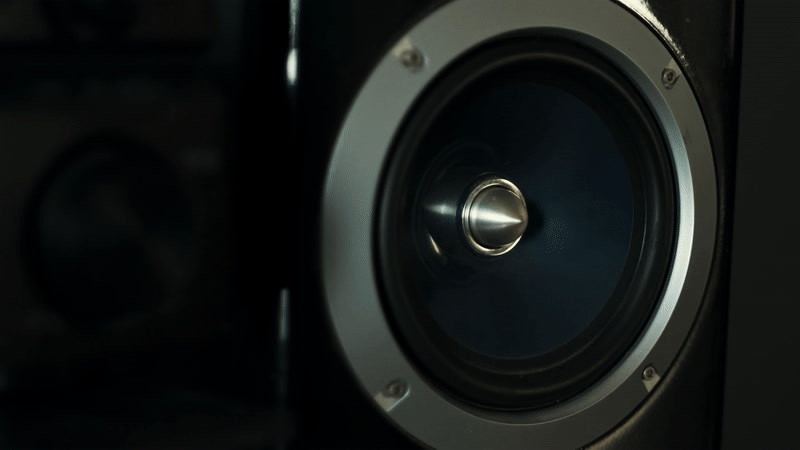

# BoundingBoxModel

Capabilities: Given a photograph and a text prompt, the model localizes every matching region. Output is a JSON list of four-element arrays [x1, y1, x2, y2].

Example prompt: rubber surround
[[376, 36, 677, 410]]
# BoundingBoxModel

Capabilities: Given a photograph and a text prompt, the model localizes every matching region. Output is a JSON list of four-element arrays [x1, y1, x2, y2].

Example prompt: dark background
[[0, 1, 293, 448], [722, 0, 800, 448]]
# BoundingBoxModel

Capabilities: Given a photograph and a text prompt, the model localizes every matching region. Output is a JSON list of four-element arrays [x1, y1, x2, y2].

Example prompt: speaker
[[298, 0, 739, 447], [0, 1, 291, 447]]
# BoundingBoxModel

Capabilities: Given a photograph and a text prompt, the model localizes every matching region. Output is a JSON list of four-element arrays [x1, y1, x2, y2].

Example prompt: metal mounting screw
[[386, 380, 408, 398], [642, 365, 657, 381], [661, 68, 678, 89], [400, 48, 424, 73]]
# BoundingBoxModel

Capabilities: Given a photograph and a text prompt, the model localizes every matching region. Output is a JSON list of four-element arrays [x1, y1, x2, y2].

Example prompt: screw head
[[386, 380, 408, 398], [661, 68, 678, 89], [642, 365, 657, 380], [400, 48, 424, 72]]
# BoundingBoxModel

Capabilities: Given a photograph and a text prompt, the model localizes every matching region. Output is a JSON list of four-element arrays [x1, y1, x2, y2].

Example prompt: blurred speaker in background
[[0, 1, 293, 448]]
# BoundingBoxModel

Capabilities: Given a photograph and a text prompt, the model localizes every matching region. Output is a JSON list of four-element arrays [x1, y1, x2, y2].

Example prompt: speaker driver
[[377, 37, 675, 410], [321, 0, 716, 447]]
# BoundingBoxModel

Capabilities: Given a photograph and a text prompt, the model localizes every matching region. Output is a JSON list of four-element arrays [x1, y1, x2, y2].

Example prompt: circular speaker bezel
[[320, 0, 717, 447], [376, 36, 678, 410]]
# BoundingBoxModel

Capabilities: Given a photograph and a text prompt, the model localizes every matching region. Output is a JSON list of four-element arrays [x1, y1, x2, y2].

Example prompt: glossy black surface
[[591, 0, 740, 447]]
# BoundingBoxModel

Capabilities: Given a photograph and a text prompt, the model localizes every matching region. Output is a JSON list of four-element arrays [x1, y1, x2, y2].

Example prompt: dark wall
[[722, 1, 800, 448]]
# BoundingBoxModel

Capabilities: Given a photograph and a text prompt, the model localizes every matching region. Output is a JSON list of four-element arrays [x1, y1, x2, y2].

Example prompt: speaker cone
[[377, 37, 676, 409]]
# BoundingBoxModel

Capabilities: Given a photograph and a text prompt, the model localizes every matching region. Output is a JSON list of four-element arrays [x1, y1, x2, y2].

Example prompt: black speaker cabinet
[[298, 0, 739, 447]]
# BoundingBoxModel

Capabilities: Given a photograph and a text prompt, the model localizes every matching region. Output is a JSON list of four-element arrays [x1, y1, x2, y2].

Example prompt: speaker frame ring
[[320, 0, 716, 447]]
